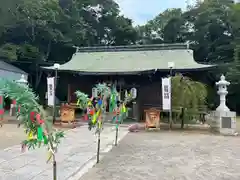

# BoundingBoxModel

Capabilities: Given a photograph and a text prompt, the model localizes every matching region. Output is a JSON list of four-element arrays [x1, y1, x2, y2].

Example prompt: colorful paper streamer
[[37, 126, 43, 141]]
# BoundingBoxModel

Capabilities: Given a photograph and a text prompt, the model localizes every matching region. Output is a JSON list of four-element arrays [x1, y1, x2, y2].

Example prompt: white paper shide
[[162, 77, 171, 111], [47, 77, 55, 106]]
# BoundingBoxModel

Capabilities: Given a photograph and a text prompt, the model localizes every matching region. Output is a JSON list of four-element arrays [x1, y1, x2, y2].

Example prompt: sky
[[114, 0, 196, 25]]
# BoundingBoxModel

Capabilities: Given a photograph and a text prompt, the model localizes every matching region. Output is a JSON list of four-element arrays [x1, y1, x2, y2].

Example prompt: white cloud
[[115, 0, 196, 25]]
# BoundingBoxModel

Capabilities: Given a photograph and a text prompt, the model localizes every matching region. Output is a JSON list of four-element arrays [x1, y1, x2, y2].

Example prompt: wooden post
[[0, 94, 4, 127], [133, 98, 140, 122], [96, 129, 100, 163], [181, 107, 185, 129], [67, 84, 71, 103], [115, 124, 119, 146]]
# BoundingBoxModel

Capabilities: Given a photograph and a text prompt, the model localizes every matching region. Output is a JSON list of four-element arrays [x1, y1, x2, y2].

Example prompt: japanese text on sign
[[161, 77, 171, 111], [47, 77, 55, 106]]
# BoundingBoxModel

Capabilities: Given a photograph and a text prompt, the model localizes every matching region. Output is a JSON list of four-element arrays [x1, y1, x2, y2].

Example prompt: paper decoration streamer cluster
[[0, 78, 64, 162], [75, 83, 137, 129], [109, 86, 136, 127], [76, 83, 110, 133]]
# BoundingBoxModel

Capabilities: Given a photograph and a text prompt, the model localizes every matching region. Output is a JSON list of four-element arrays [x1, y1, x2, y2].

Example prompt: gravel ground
[[0, 122, 71, 150], [0, 124, 25, 149], [80, 131, 240, 180]]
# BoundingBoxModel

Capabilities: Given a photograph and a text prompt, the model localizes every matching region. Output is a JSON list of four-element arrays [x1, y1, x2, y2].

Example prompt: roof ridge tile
[[75, 43, 188, 53]]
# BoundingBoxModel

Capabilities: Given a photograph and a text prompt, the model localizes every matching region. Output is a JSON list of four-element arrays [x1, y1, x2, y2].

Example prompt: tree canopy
[[0, 0, 137, 63], [136, 0, 240, 112]]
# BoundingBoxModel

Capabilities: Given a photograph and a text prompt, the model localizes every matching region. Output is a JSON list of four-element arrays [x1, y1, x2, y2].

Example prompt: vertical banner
[[162, 77, 171, 111], [47, 77, 55, 106]]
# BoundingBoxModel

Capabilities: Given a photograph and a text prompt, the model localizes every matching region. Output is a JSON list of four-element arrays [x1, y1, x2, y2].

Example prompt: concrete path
[[0, 125, 128, 180], [80, 132, 240, 180]]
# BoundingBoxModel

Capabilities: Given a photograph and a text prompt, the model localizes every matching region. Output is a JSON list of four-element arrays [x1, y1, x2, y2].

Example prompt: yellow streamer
[[77, 99, 80, 105], [28, 131, 34, 140], [87, 101, 92, 106], [98, 121, 102, 129], [46, 150, 53, 163], [122, 104, 126, 113], [91, 109, 101, 124], [96, 109, 100, 116], [92, 113, 97, 123]]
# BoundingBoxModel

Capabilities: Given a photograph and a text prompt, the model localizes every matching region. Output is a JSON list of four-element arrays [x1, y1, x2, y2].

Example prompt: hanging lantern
[[130, 88, 137, 99], [92, 87, 98, 98], [125, 90, 128, 98]]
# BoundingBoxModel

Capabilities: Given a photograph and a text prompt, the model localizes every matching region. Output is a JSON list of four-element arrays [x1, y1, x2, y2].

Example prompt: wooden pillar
[[135, 98, 141, 122], [133, 101, 140, 122], [132, 88, 140, 122], [67, 84, 71, 103], [0, 94, 4, 127]]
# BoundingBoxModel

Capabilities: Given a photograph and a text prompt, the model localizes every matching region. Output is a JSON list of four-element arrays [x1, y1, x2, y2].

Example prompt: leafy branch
[[75, 91, 90, 110], [0, 78, 64, 152]]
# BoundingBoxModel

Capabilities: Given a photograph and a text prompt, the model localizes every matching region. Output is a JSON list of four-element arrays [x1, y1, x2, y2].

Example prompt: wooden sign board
[[60, 105, 75, 123], [144, 108, 160, 129]]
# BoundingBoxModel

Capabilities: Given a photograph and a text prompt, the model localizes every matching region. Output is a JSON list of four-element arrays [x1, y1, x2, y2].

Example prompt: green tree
[[183, 0, 234, 63], [137, 0, 240, 112], [171, 74, 207, 127], [0, 0, 137, 93], [0, 0, 65, 61], [226, 2, 240, 111], [0, 0, 137, 62], [136, 8, 185, 44]]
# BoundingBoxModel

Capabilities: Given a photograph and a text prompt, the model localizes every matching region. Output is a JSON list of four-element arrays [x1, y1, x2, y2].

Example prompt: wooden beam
[[67, 84, 71, 103]]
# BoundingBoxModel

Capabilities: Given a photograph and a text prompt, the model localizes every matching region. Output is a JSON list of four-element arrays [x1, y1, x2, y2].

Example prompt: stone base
[[209, 110, 236, 136], [9, 104, 17, 116]]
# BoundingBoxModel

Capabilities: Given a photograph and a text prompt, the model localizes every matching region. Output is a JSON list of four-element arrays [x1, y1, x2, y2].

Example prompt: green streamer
[[37, 126, 43, 141], [43, 135, 48, 145]]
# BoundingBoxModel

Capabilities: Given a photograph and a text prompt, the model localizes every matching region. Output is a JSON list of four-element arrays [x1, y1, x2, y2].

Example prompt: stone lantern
[[16, 74, 28, 86], [10, 74, 28, 125], [10, 75, 28, 117], [216, 75, 230, 112], [209, 75, 237, 135]]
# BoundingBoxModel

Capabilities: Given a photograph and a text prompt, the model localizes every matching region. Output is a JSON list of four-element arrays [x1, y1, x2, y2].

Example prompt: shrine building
[[43, 43, 215, 121]]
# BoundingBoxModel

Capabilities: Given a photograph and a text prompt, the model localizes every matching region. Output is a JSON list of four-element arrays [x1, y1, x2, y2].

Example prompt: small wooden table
[[144, 108, 160, 130]]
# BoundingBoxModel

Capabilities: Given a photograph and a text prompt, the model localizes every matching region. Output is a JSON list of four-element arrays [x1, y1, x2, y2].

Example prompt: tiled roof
[[0, 60, 27, 74], [0, 60, 27, 80], [43, 44, 215, 74]]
